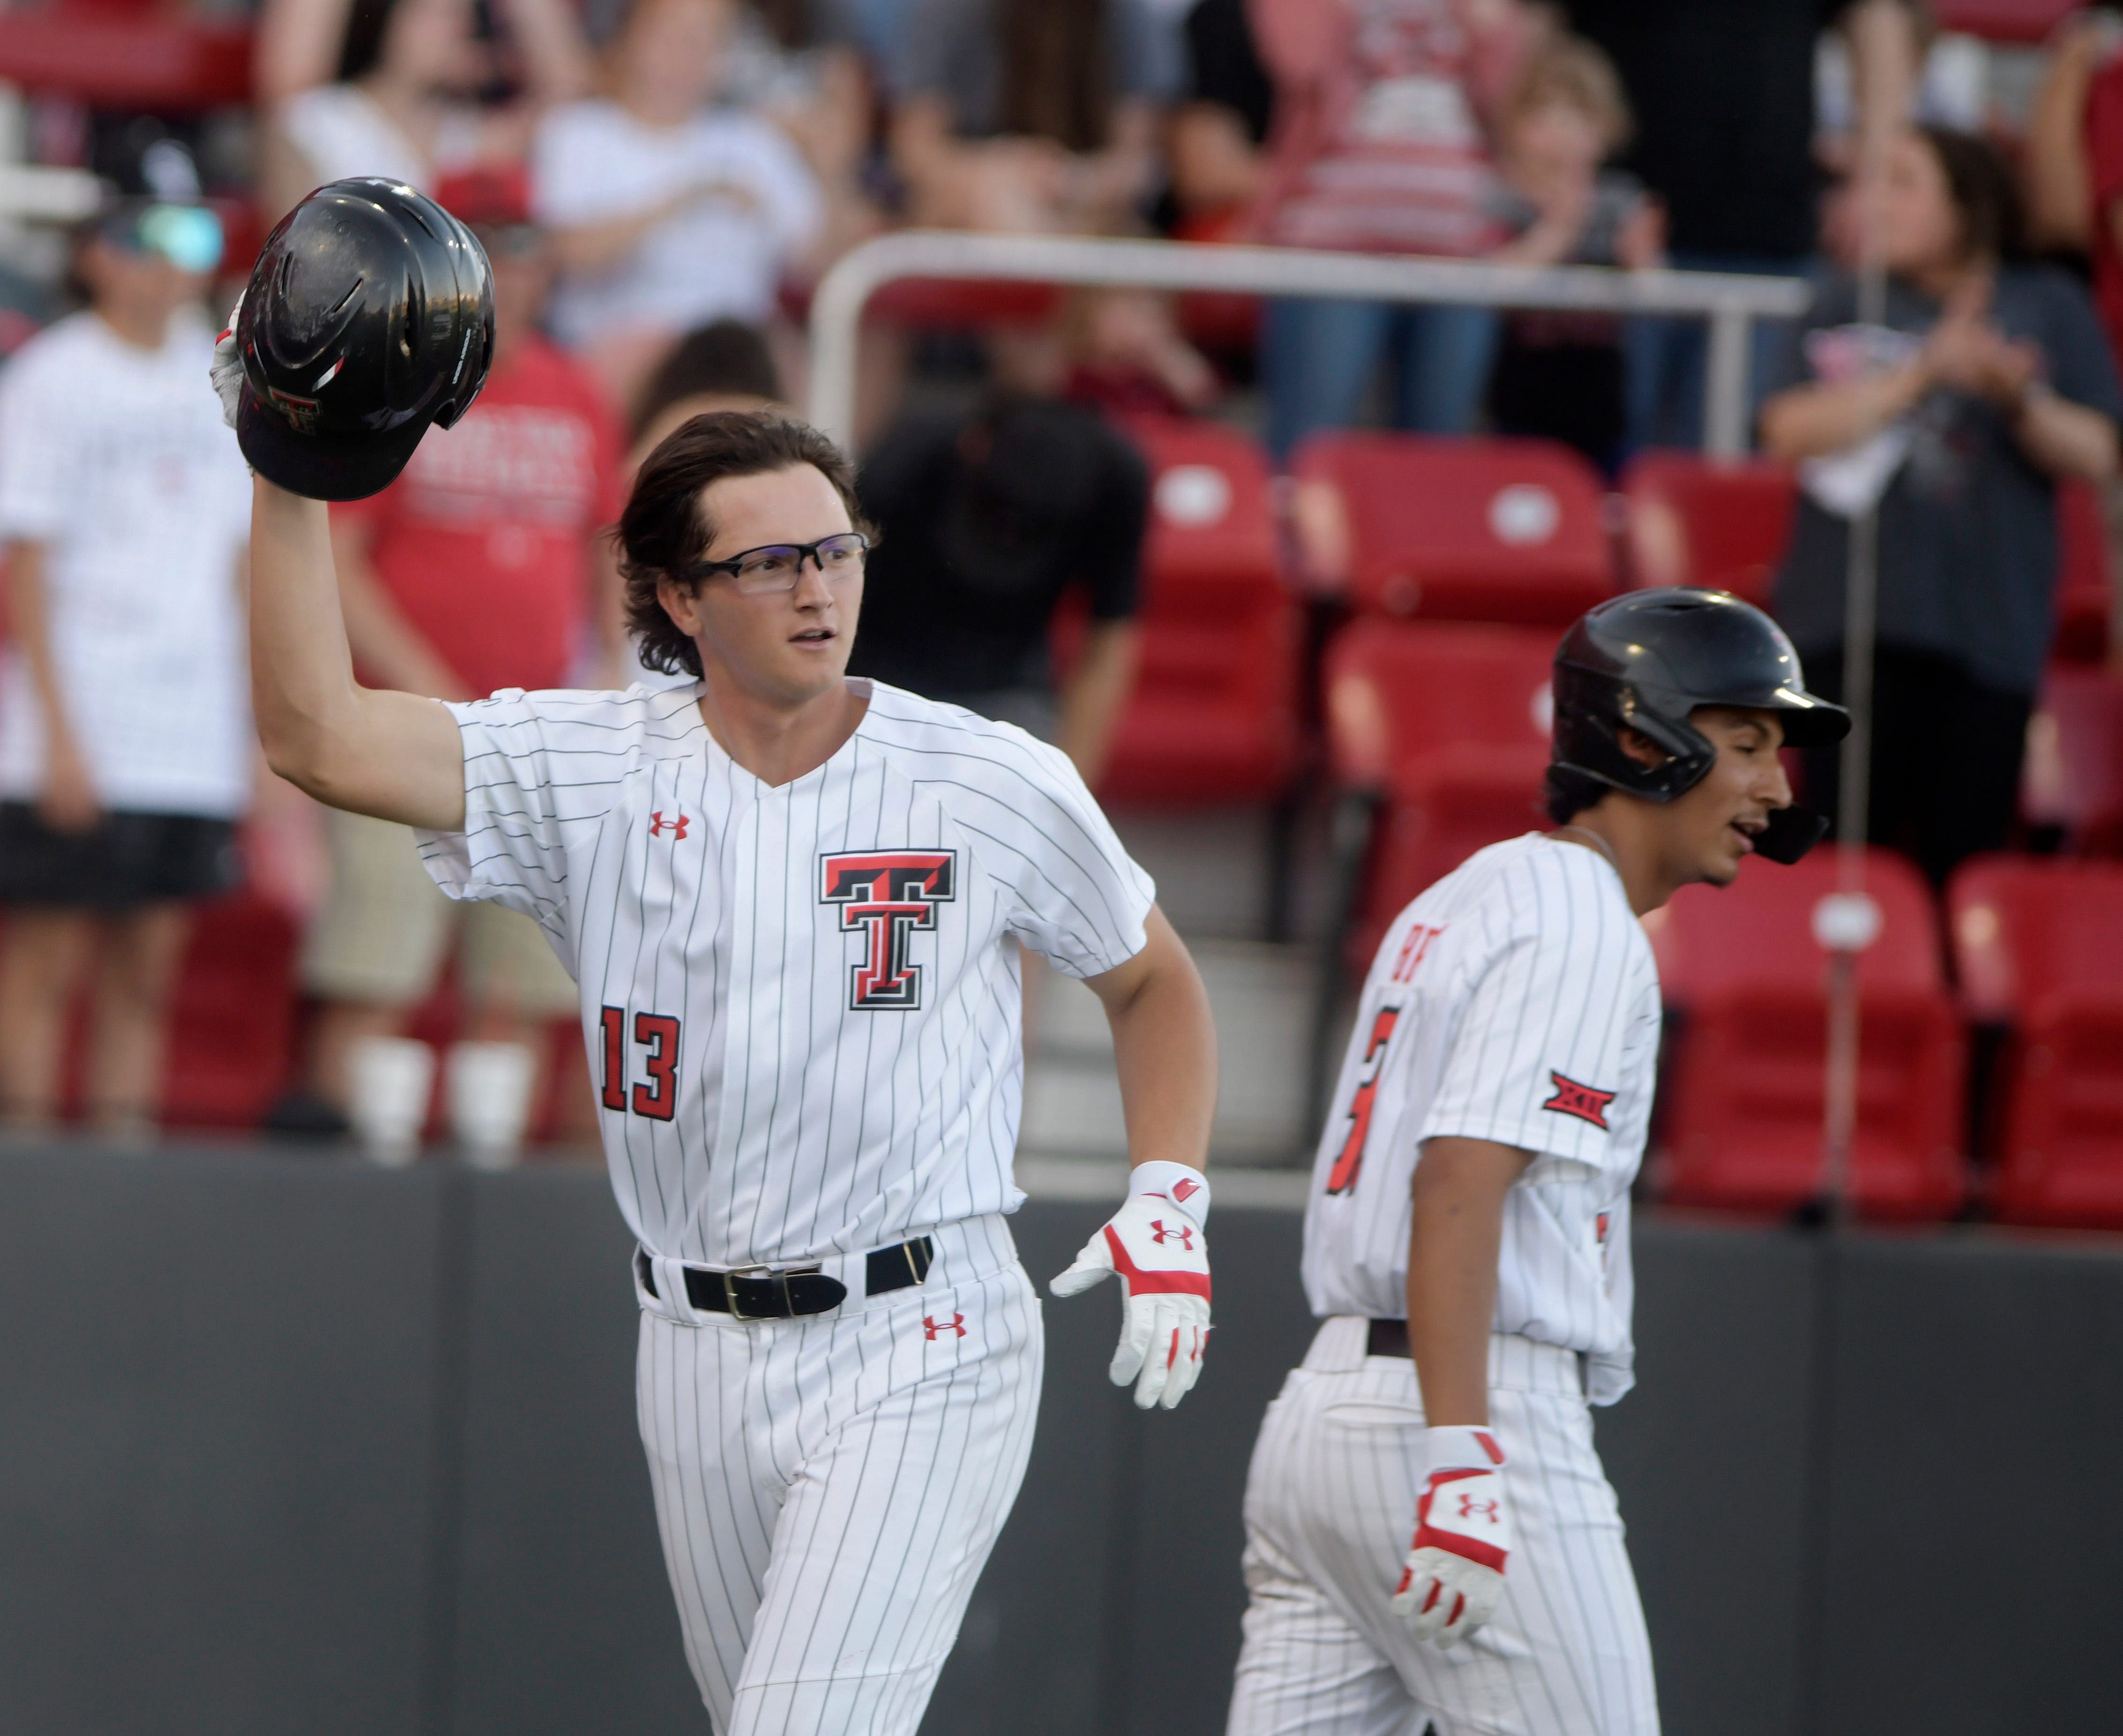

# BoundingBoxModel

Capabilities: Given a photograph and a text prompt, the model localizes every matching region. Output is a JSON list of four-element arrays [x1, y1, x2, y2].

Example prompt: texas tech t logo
[[820, 850, 957, 1010]]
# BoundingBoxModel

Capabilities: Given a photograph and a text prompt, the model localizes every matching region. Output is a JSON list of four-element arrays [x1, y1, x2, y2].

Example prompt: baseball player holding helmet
[[1226, 589, 1848, 1736], [220, 180, 1218, 1735]]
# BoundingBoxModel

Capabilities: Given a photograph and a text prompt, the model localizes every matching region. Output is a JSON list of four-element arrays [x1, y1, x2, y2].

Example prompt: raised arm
[[248, 477, 468, 829]]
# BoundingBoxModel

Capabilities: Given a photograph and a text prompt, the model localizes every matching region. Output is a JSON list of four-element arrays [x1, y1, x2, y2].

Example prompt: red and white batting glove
[[1391, 1424, 1511, 1647], [211, 294, 245, 432], [1049, 1160, 1211, 1411]]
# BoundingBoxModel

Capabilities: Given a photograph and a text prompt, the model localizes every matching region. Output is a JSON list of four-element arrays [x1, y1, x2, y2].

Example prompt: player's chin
[[1697, 833, 1749, 886]]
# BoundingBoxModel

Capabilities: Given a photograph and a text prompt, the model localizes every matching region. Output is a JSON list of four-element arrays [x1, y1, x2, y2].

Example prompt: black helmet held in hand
[[235, 178, 494, 501], [1547, 588, 1851, 864]]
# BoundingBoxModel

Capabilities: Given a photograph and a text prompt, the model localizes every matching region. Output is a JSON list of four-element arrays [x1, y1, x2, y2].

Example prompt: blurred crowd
[[3, 0, 2123, 1143]]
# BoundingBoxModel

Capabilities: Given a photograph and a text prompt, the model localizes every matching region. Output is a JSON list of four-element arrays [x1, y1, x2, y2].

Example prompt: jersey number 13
[[599, 1006, 680, 1121]]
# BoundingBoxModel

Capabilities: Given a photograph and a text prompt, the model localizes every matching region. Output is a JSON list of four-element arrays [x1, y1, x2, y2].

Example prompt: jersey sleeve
[[979, 737, 1156, 978], [414, 688, 577, 930], [1418, 888, 1646, 1171]]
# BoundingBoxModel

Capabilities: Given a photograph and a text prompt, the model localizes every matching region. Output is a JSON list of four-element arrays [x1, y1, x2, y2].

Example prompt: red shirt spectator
[[334, 335, 626, 698]]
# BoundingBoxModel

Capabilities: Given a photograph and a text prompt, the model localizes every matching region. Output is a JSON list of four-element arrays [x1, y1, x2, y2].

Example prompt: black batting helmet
[[235, 178, 493, 501], [1547, 588, 1850, 864]]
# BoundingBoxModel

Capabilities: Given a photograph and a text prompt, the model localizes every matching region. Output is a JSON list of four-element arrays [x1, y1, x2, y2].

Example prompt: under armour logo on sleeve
[[923, 1313, 966, 1339], [649, 810, 690, 839], [1542, 1071, 1616, 1131]]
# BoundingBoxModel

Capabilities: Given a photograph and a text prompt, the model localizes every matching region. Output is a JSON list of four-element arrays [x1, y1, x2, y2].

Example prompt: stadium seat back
[[1324, 618, 1554, 784], [1619, 451, 1795, 606], [1122, 414, 1281, 602], [2053, 477, 2111, 662], [1326, 620, 1557, 961], [1295, 432, 1613, 625], [1947, 857, 2123, 1227], [1652, 849, 1965, 1219], [161, 892, 302, 1127], [2020, 663, 2123, 844], [1074, 417, 1299, 804], [1949, 857, 2123, 1020]]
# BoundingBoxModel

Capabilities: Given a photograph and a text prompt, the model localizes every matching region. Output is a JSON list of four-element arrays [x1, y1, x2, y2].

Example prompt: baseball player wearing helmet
[[221, 185, 1218, 1736], [1226, 590, 1849, 1736]]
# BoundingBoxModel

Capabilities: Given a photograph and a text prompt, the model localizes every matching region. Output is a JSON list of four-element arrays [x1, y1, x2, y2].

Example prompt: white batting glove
[[1391, 1424, 1511, 1647], [211, 295, 245, 431], [1049, 1160, 1211, 1410]]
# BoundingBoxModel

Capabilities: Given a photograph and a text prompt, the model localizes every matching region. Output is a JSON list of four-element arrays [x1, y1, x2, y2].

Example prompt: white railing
[[807, 229, 1813, 456]]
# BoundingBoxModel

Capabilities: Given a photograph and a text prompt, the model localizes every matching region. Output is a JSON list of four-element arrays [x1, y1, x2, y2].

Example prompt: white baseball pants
[[1227, 1317, 1659, 1736], [634, 1213, 1042, 1736]]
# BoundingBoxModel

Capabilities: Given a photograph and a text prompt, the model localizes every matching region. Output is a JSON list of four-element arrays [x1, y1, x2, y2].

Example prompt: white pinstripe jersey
[[418, 678, 1155, 1267], [1302, 834, 1661, 1403]]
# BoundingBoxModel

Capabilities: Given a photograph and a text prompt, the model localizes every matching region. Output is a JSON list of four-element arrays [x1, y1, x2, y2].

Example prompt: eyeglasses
[[683, 531, 870, 595]]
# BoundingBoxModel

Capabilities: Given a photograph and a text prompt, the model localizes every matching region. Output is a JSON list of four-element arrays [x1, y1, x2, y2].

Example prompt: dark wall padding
[[2, 1147, 2121, 1736]]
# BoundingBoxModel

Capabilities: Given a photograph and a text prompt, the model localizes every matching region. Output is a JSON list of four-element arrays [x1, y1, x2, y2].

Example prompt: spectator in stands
[[889, 0, 1179, 235], [258, 0, 589, 218], [1482, 32, 1662, 470], [532, 0, 823, 417], [1169, 0, 1275, 236], [630, 318, 787, 454], [718, 0, 885, 266], [1566, 0, 1918, 452], [1760, 127, 2123, 887], [1059, 285, 1219, 417], [0, 186, 250, 1139], [1249, 0, 1543, 458], [851, 390, 1147, 784], [287, 167, 627, 1127]]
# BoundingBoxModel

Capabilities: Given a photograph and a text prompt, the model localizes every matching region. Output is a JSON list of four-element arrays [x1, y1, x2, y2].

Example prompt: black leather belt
[[1368, 1318, 1410, 1357], [638, 1237, 934, 1321]]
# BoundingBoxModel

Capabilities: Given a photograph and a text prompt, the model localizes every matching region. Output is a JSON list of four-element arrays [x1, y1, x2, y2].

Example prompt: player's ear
[[656, 572, 706, 637], [1615, 725, 1666, 771]]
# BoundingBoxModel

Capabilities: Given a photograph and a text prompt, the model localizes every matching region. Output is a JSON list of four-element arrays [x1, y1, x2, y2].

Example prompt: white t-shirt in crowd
[[274, 83, 482, 192], [0, 310, 254, 817], [1301, 834, 1662, 1404], [532, 100, 822, 347]]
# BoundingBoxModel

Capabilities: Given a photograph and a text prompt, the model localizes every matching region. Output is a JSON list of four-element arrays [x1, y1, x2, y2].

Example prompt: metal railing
[[807, 229, 1813, 455]]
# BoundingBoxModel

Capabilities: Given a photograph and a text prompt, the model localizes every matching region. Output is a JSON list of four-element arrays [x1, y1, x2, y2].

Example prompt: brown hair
[[999, 0, 1112, 154], [1916, 125, 2026, 265], [1503, 35, 1634, 154], [618, 410, 872, 678]]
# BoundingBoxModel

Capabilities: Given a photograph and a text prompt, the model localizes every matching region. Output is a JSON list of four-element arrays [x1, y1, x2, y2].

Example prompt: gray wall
[[0, 1145, 2119, 1736]]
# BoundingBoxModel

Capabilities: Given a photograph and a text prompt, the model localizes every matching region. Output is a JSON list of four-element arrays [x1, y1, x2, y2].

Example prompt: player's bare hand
[[1391, 1424, 1511, 1647], [37, 735, 101, 835], [1049, 1160, 1211, 1410]]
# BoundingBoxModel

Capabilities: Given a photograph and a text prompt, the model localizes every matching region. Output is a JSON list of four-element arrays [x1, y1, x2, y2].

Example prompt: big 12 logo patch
[[820, 851, 957, 1010]]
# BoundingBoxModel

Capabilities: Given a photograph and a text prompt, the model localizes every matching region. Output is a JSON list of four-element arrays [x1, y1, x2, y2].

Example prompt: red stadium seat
[[1649, 849, 1966, 1220], [2053, 477, 2111, 663], [0, 2, 253, 110], [1949, 857, 2123, 1228], [2021, 662, 2123, 849], [1619, 451, 1795, 606], [160, 891, 302, 1129], [1292, 432, 1614, 625], [1324, 618, 1555, 964], [1929, 1, 2077, 44], [1086, 416, 1302, 805]]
